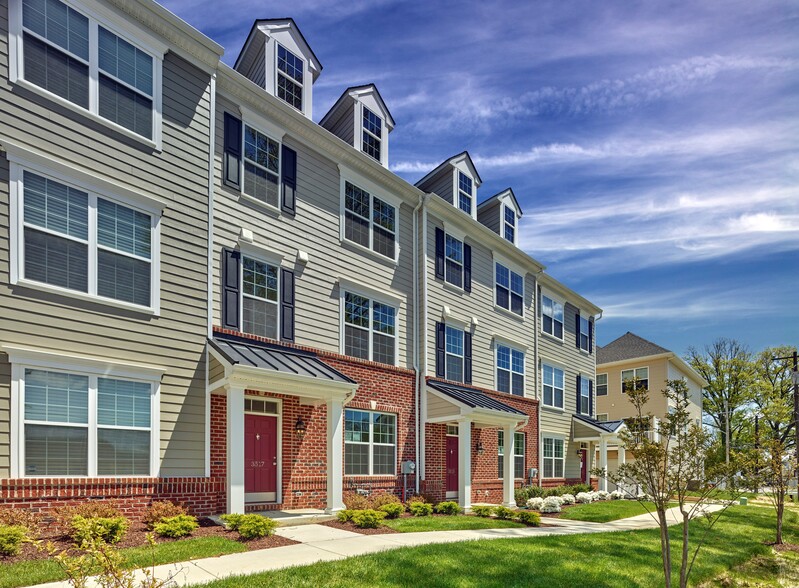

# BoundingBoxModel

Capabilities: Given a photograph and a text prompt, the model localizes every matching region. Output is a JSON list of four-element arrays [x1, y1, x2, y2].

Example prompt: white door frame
[[244, 396, 282, 505]]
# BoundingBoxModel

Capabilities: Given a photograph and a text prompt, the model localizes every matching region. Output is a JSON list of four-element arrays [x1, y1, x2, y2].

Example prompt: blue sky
[[163, 0, 799, 357]]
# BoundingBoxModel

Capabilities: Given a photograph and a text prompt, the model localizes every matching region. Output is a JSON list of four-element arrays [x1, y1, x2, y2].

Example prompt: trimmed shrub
[[55, 502, 122, 528], [596, 490, 611, 501], [350, 509, 386, 529], [515, 485, 544, 504], [540, 496, 562, 513], [371, 493, 401, 509], [471, 505, 495, 517], [0, 508, 40, 534], [343, 492, 371, 511], [142, 501, 189, 530], [610, 490, 625, 500], [220, 514, 276, 540], [409, 502, 433, 517], [569, 483, 592, 494], [517, 511, 541, 526], [71, 515, 129, 545], [153, 514, 198, 538], [434, 501, 462, 515], [494, 506, 515, 520], [561, 493, 576, 505], [575, 492, 594, 504], [378, 503, 404, 519], [0, 525, 27, 556], [337, 510, 356, 523], [526, 497, 544, 511]]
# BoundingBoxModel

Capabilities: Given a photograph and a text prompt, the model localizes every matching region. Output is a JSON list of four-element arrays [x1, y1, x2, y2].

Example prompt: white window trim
[[9, 161, 161, 315], [344, 409, 397, 477], [8, 0, 165, 150], [359, 103, 385, 166], [274, 42, 305, 114], [596, 413, 609, 422], [239, 120, 283, 213], [339, 287, 399, 366], [498, 430, 525, 479], [494, 261, 525, 318], [444, 324, 465, 382], [4, 344, 164, 479], [596, 373, 608, 396], [541, 362, 565, 410], [542, 435, 565, 479], [454, 170, 474, 216], [501, 202, 517, 245], [580, 377, 591, 415], [240, 252, 281, 340], [578, 315, 591, 352], [541, 289, 565, 341], [495, 343, 525, 396], [338, 167, 401, 265], [621, 366, 649, 393]]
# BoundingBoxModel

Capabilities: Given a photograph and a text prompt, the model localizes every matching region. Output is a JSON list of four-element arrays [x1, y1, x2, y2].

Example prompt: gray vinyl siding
[[324, 104, 355, 147], [419, 169, 453, 205], [423, 215, 536, 396], [0, 6, 212, 478], [538, 290, 597, 480], [243, 42, 266, 89], [477, 200, 501, 236], [212, 93, 415, 368], [209, 355, 225, 385]]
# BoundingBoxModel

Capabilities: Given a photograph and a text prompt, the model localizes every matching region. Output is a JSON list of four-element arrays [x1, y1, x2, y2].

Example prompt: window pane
[[98, 74, 153, 138], [445, 235, 462, 263], [511, 272, 524, 295], [277, 74, 302, 110], [345, 325, 369, 360], [97, 249, 151, 306], [345, 183, 370, 218], [362, 132, 381, 161], [496, 285, 509, 309], [98, 27, 153, 95], [244, 127, 280, 173], [277, 45, 303, 84], [24, 171, 88, 239], [446, 355, 463, 382], [363, 107, 382, 138], [97, 198, 151, 258], [344, 410, 370, 443], [344, 443, 369, 475], [373, 302, 395, 335], [511, 293, 523, 315], [512, 373, 524, 396], [445, 327, 463, 355], [373, 333, 395, 365], [97, 428, 150, 475], [497, 369, 510, 393], [243, 297, 278, 339], [445, 260, 462, 287], [497, 346, 510, 370], [373, 414, 395, 444], [23, 0, 89, 60], [24, 228, 88, 292], [243, 162, 279, 207], [505, 225, 515, 242], [24, 369, 88, 424], [345, 213, 370, 248], [243, 258, 278, 301], [372, 444, 394, 475], [97, 378, 150, 428], [511, 350, 524, 373], [25, 424, 87, 475], [505, 206, 515, 226], [344, 293, 369, 327], [373, 226, 395, 259], [496, 264, 509, 288]]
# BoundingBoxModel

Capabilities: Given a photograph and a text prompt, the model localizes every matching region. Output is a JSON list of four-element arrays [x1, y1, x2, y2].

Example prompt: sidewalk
[[34, 504, 722, 588]]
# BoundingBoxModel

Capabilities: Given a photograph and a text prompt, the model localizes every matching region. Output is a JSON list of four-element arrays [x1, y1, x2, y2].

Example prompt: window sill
[[13, 278, 158, 316], [540, 332, 564, 345], [440, 280, 466, 296], [340, 238, 399, 267], [494, 305, 525, 322], [578, 348, 592, 356], [13, 78, 161, 152], [238, 193, 283, 216], [541, 405, 566, 413]]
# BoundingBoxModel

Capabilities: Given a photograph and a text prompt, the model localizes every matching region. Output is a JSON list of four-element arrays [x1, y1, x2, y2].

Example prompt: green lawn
[[559, 500, 664, 523], [198, 507, 797, 588], [382, 515, 526, 533], [0, 536, 247, 588]]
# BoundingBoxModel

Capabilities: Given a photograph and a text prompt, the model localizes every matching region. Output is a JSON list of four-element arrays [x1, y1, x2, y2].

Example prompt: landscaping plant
[[560, 493, 576, 505], [540, 497, 562, 514], [70, 515, 129, 546], [153, 514, 199, 538], [0, 508, 40, 534], [494, 506, 515, 520], [220, 514, 276, 540], [516, 511, 541, 526], [408, 502, 433, 517], [343, 492, 371, 510], [349, 509, 387, 529], [470, 505, 495, 517], [370, 493, 402, 509], [526, 497, 544, 511], [378, 503, 404, 519], [0, 524, 27, 556], [434, 501, 462, 515], [142, 501, 189, 530]]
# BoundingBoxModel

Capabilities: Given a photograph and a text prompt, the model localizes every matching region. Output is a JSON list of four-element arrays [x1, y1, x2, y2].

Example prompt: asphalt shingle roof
[[427, 380, 526, 416], [596, 332, 671, 365]]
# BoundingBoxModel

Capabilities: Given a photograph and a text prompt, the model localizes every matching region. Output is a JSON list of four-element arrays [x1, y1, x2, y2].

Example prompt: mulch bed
[[2, 518, 298, 565], [320, 519, 399, 535], [773, 543, 799, 553]]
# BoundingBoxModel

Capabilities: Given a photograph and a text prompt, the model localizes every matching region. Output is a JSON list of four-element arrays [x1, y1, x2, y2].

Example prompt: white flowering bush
[[561, 493, 576, 505], [596, 490, 611, 501], [526, 497, 544, 511], [609, 490, 625, 500], [575, 492, 594, 504], [540, 496, 562, 513]]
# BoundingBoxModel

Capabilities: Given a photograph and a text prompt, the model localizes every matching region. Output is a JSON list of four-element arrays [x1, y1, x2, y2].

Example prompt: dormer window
[[277, 44, 304, 111], [458, 172, 473, 215], [504, 206, 516, 243], [362, 107, 382, 162]]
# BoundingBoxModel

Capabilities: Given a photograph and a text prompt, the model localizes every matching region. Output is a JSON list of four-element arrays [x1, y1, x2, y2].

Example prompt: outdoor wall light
[[475, 441, 485, 455], [295, 416, 307, 438]]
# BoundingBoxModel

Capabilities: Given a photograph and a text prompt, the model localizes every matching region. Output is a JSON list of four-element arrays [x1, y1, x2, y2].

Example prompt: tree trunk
[[658, 508, 671, 588], [776, 494, 784, 545], [680, 511, 690, 588]]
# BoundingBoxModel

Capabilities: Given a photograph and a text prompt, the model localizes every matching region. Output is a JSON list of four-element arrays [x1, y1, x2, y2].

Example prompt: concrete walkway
[[34, 504, 723, 588]]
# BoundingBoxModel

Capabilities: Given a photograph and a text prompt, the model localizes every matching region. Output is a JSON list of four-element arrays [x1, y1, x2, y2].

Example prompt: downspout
[[418, 194, 431, 492], [591, 310, 603, 485], [204, 72, 217, 479], [533, 269, 543, 487], [411, 193, 424, 493]]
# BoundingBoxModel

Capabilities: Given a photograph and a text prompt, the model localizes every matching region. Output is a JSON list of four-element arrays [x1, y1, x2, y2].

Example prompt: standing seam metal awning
[[427, 380, 527, 416]]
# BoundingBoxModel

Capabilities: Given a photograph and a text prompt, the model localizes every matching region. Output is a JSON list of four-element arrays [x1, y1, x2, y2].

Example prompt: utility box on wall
[[401, 460, 416, 474]]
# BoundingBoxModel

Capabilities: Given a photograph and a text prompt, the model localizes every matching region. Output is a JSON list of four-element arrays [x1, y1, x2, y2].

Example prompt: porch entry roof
[[208, 334, 358, 402], [426, 380, 528, 428], [572, 413, 626, 441]]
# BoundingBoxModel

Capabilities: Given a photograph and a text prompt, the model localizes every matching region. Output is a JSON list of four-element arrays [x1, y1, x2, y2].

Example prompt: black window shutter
[[223, 112, 242, 189], [281, 145, 297, 215], [280, 268, 295, 342], [435, 228, 445, 280], [222, 248, 241, 330], [463, 243, 472, 292], [589, 380, 594, 416], [576, 375, 582, 414], [435, 322, 445, 378], [464, 330, 473, 384], [575, 313, 581, 349], [588, 319, 594, 353]]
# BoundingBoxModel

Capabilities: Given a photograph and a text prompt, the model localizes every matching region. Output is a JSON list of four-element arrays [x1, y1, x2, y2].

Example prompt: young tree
[[686, 339, 754, 464], [595, 379, 738, 588], [752, 347, 797, 451]]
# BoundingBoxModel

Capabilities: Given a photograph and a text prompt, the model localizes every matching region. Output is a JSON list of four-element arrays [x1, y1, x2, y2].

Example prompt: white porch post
[[226, 385, 245, 514], [325, 398, 345, 514], [598, 436, 608, 492], [502, 424, 516, 507], [458, 420, 472, 510]]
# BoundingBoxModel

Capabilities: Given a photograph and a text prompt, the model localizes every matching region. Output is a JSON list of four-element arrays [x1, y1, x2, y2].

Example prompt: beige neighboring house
[[585, 332, 707, 490]]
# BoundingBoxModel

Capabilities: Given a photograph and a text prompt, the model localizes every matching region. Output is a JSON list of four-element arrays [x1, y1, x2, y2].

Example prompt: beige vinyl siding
[[423, 215, 535, 396], [209, 355, 225, 385], [477, 200, 501, 235], [427, 394, 454, 420], [325, 104, 355, 147], [0, 9, 213, 477], [243, 41, 266, 89], [596, 358, 668, 421], [419, 170, 453, 205], [212, 93, 415, 368]]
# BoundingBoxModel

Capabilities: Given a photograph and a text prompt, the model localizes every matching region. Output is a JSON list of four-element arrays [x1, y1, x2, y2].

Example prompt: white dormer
[[415, 151, 482, 220], [477, 188, 523, 246], [320, 85, 395, 168], [233, 19, 322, 120]]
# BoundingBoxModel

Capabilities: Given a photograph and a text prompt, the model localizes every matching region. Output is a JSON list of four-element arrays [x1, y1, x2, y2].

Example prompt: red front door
[[446, 435, 459, 493], [245, 414, 278, 501], [579, 449, 588, 483]]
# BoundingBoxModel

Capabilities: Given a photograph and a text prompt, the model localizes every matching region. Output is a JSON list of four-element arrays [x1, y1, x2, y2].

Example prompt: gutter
[[204, 73, 217, 479], [411, 192, 428, 493]]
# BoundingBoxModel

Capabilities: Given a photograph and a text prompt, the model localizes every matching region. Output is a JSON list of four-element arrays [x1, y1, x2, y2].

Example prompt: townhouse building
[[0, 0, 605, 517]]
